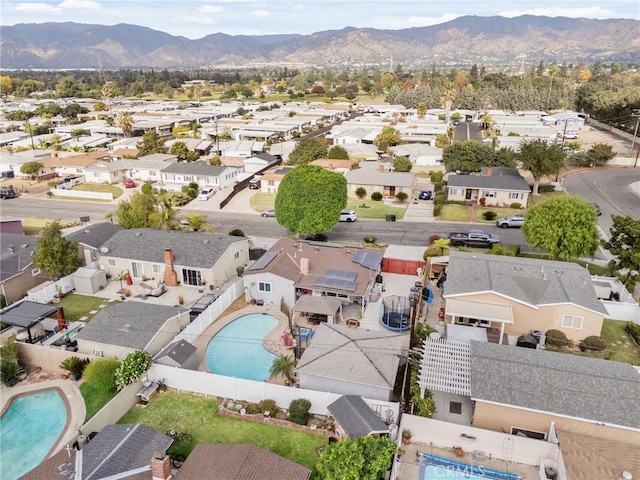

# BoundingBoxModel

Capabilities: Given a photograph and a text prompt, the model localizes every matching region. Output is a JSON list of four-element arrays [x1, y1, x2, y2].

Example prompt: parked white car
[[197, 188, 215, 201], [339, 210, 357, 222]]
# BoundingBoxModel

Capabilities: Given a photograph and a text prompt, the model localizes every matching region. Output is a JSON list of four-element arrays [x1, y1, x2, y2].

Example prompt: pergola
[[0, 300, 58, 343]]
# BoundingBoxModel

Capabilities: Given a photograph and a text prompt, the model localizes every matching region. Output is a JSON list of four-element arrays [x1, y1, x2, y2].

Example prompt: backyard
[[117, 390, 327, 470], [51, 293, 117, 322]]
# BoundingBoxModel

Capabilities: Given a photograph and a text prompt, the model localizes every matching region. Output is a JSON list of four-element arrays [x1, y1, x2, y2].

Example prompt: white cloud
[[199, 5, 223, 13], [251, 9, 269, 17], [13, 2, 58, 13], [498, 6, 616, 19], [58, 0, 101, 10], [406, 13, 460, 27]]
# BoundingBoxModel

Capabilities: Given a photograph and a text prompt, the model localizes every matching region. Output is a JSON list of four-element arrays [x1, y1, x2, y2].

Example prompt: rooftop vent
[[21, 244, 29, 249], [135, 232, 142, 237]]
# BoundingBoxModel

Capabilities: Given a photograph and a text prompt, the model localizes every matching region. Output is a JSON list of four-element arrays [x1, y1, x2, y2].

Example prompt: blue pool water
[[205, 313, 279, 381], [0, 389, 68, 480], [421, 453, 519, 480]]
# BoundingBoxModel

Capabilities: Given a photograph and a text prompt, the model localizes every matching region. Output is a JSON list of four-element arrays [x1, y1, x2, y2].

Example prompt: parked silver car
[[496, 214, 525, 228]]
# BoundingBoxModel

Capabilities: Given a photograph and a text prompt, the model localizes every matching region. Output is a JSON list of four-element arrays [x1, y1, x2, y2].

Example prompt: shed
[[73, 267, 108, 294], [154, 339, 199, 370]]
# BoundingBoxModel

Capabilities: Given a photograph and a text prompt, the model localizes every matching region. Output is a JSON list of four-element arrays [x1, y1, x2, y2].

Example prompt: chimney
[[300, 257, 310, 275], [150, 454, 172, 480], [486, 167, 492, 176], [378, 165, 384, 173], [163, 249, 178, 286], [206, 157, 211, 165]]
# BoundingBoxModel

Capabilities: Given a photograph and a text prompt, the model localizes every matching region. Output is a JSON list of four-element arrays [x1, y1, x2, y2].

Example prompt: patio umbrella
[[126, 270, 133, 286], [56, 307, 68, 332]]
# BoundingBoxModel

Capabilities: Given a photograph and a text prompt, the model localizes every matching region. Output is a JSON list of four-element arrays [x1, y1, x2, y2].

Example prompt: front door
[[465, 189, 472, 200]]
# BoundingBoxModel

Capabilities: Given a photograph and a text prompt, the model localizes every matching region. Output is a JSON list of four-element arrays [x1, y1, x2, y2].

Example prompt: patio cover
[[292, 295, 342, 323], [446, 323, 488, 344], [445, 298, 513, 323], [0, 300, 58, 342]]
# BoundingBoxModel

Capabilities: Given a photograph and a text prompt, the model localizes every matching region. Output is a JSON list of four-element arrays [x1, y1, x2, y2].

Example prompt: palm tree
[[184, 211, 213, 232], [546, 61, 559, 110], [117, 111, 134, 138], [151, 196, 179, 231], [269, 355, 296, 384]]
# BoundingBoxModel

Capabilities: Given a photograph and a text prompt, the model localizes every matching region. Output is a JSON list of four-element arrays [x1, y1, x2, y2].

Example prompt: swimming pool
[[205, 313, 279, 381], [0, 389, 68, 480], [420, 453, 519, 480]]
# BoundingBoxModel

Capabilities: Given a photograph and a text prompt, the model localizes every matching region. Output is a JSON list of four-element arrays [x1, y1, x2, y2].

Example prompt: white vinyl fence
[[25, 275, 75, 303], [49, 189, 113, 200]]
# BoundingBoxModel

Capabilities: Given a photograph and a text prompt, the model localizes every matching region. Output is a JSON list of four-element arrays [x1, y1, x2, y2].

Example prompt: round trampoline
[[379, 295, 411, 332]]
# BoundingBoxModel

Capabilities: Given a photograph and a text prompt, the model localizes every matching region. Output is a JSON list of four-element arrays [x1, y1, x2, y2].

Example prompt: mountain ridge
[[1, 15, 638, 69]]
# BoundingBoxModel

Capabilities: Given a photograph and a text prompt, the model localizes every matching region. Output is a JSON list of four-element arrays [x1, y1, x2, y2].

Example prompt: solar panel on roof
[[313, 275, 357, 291], [325, 269, 357, 281], [249, 251, 278, 270], [352, 251, 382, 270]]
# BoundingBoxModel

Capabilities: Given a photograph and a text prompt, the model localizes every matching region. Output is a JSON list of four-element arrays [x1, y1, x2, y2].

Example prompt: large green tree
[[393, 156, 412, 172], [118, 112, 134, 137], [137, 130, 167, 157], [602, 215, 640, 288], [274, 164, 347, 235], [587, 143, 616, 166], [32, 221, 83, 279], [20, 161, 43, 180], [111, 192, 156, 228], [442, 140, 496, 172], [327, 145, 349, 160], [287, 137, 328, 165], [269, 355, 296, 383], [315, 436, 396, 480], [374, 126, 401, 152], [517, 139, 565, 195], [522, 195, 599, 260]]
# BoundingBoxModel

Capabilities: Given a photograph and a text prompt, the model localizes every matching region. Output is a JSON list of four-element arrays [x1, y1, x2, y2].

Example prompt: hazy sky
[[2, 0, 638, 38]]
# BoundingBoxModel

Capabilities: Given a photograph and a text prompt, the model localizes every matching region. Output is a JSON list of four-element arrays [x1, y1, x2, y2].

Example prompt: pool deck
[[0, 378, 86, 459], [193, 305, 294, 383], [396, 443, 539, 480]]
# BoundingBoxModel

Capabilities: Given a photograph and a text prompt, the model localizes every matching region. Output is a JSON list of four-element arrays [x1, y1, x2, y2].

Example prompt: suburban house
[[443, 251, 608, 344], [446, 167, 530, 206], [0, 218, 23, 235], [244, 152, 279, 173], [174, 444, 311, 480], [257, 165, 294, 194], [97, 229, 250, 289], [122, 153, 179, 183], [41, 150, 109, 178], [74, 301, 189, 358], [327, 395, 390, 439], [295, 323, 406, 401], [309, 158, 354, 173], [0, 233, 47, 305], [65, 222, 123, 267], [389, 144, 443, 166], [343, 169, 415, 200], [164, 138, 213, 156], [82, 159, 127, 184], [470, 342, 640, 457], [160, 160, 238, 192], [21, 423, 173, 480], [243, 238, 382, 311]]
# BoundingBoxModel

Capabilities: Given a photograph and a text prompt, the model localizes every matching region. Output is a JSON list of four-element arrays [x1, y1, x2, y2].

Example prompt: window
[[234, 252, 240, 259], [268, 180, 275, 186], [510, 427, 546, 440], [509, 192, 524, 200], [449, 402, 462, 415], [258, 282, 272, 293], [449, 188, 464, 196], [107, 258, 116, 267], [184, 175, 193, 182], [131, 261, 144, 279], [152, 264, 163, 275], [562, 315, 583, 329], [182, 269, 202, 286], [482, 190, 496, 198]]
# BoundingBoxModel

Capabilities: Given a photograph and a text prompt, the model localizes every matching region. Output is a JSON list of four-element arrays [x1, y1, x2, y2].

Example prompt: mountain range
[[1, 15, 638, 69]]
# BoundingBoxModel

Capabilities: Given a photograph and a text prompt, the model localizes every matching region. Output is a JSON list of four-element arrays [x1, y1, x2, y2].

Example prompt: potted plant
[[59, 356, 89, 381], [401, 428, 413, 445], [396, 448, 405, 461]]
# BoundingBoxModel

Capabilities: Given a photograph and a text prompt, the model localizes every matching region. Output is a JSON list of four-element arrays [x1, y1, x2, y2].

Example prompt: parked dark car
[[248, 177, 261, 189], [0, 186, 17, 199], [418, 190, 432, 200], [590, 203, 602, 216], [448, 229, 501, 248]]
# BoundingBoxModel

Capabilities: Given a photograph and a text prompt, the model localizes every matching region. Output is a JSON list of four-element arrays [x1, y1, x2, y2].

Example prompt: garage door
[[382, 258, 424, 275]]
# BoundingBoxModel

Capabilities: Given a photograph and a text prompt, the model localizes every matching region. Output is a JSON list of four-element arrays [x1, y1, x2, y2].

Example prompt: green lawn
[[51, 294, 115, 322], [438, 204, 469, 222], [79, 382, 117, 421], [118, 391, 327, 469], [72, 183, 124, 199], [475, 206, 524, 224], [599, 319, 640, 365]]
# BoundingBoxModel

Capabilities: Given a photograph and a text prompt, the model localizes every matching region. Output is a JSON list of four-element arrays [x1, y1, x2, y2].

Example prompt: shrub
[[433, 204, 442, 216], [479, 197, 486, 206], [257, 399, 279, 417], [423, 245, 442, 259], [395, 192, 408, 203], [355, 187, 367, 199], [59, 356, 90, 379], [371, 192, 383, 201], [509, 202, 522, 209], [537, 184, 556, 193], [432, 182, 444, 193], [489, 244, 507, 255], [428, 235, 441, 245], [0, 359, 20, 385], [545, 329, 569, 348], [430, 171, 443, 183], [289, 398, 312, 425], [141, 183, 153, 195], [83, 358, 120, 392], [114, 350, 152, 391], [244, 402, 259, 415], [508, 244, 521, 256], [582, 336, 607, 351], [363, 236, 377, 244], [626, 322, 640, 344], [482, 211, 497, 220], [228, 228, 245, 237], [434, 193, 445, 206]]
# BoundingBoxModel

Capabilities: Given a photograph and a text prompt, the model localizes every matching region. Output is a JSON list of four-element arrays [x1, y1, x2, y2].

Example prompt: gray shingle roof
[[65, 222, 123, 249], [327, 395, 388, 438], [99, 229, 245, 268], [80, 424, 172, 479], [447, 173, 530, 191], [295, 324, 406, 389], [0, 233, 37, 281], [344, 169, 415, 187], [155, 339, 197, 365], [470, 341, 640, 429], [444, 251, 607, 314], [75, 301, 181, 350], [161, 160, 227, 175]]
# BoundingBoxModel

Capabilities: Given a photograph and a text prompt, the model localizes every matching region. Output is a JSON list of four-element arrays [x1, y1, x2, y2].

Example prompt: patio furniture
[[281, 334, 296, 349], [136, 381, 159, 404], [299, 328, 315, 341]]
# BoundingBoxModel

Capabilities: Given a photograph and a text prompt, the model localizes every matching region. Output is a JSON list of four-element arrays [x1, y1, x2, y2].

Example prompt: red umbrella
[[126, 270, 133, 286], [57, 307, 68, 332]]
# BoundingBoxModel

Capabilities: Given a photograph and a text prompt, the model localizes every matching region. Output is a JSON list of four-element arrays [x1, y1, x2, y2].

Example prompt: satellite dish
[[99, 247, 110, 254]]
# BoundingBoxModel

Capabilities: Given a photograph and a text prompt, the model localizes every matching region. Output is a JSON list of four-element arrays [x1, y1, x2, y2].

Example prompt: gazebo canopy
[[292, 295, 342, 316], [0, 300, 57, 329]]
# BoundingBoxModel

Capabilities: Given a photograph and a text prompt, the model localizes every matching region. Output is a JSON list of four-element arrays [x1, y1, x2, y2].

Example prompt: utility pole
[[631, 109, 640, 156]]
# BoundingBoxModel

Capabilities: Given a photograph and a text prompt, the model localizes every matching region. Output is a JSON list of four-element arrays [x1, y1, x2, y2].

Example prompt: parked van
[[248, 177, 261, 190]]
